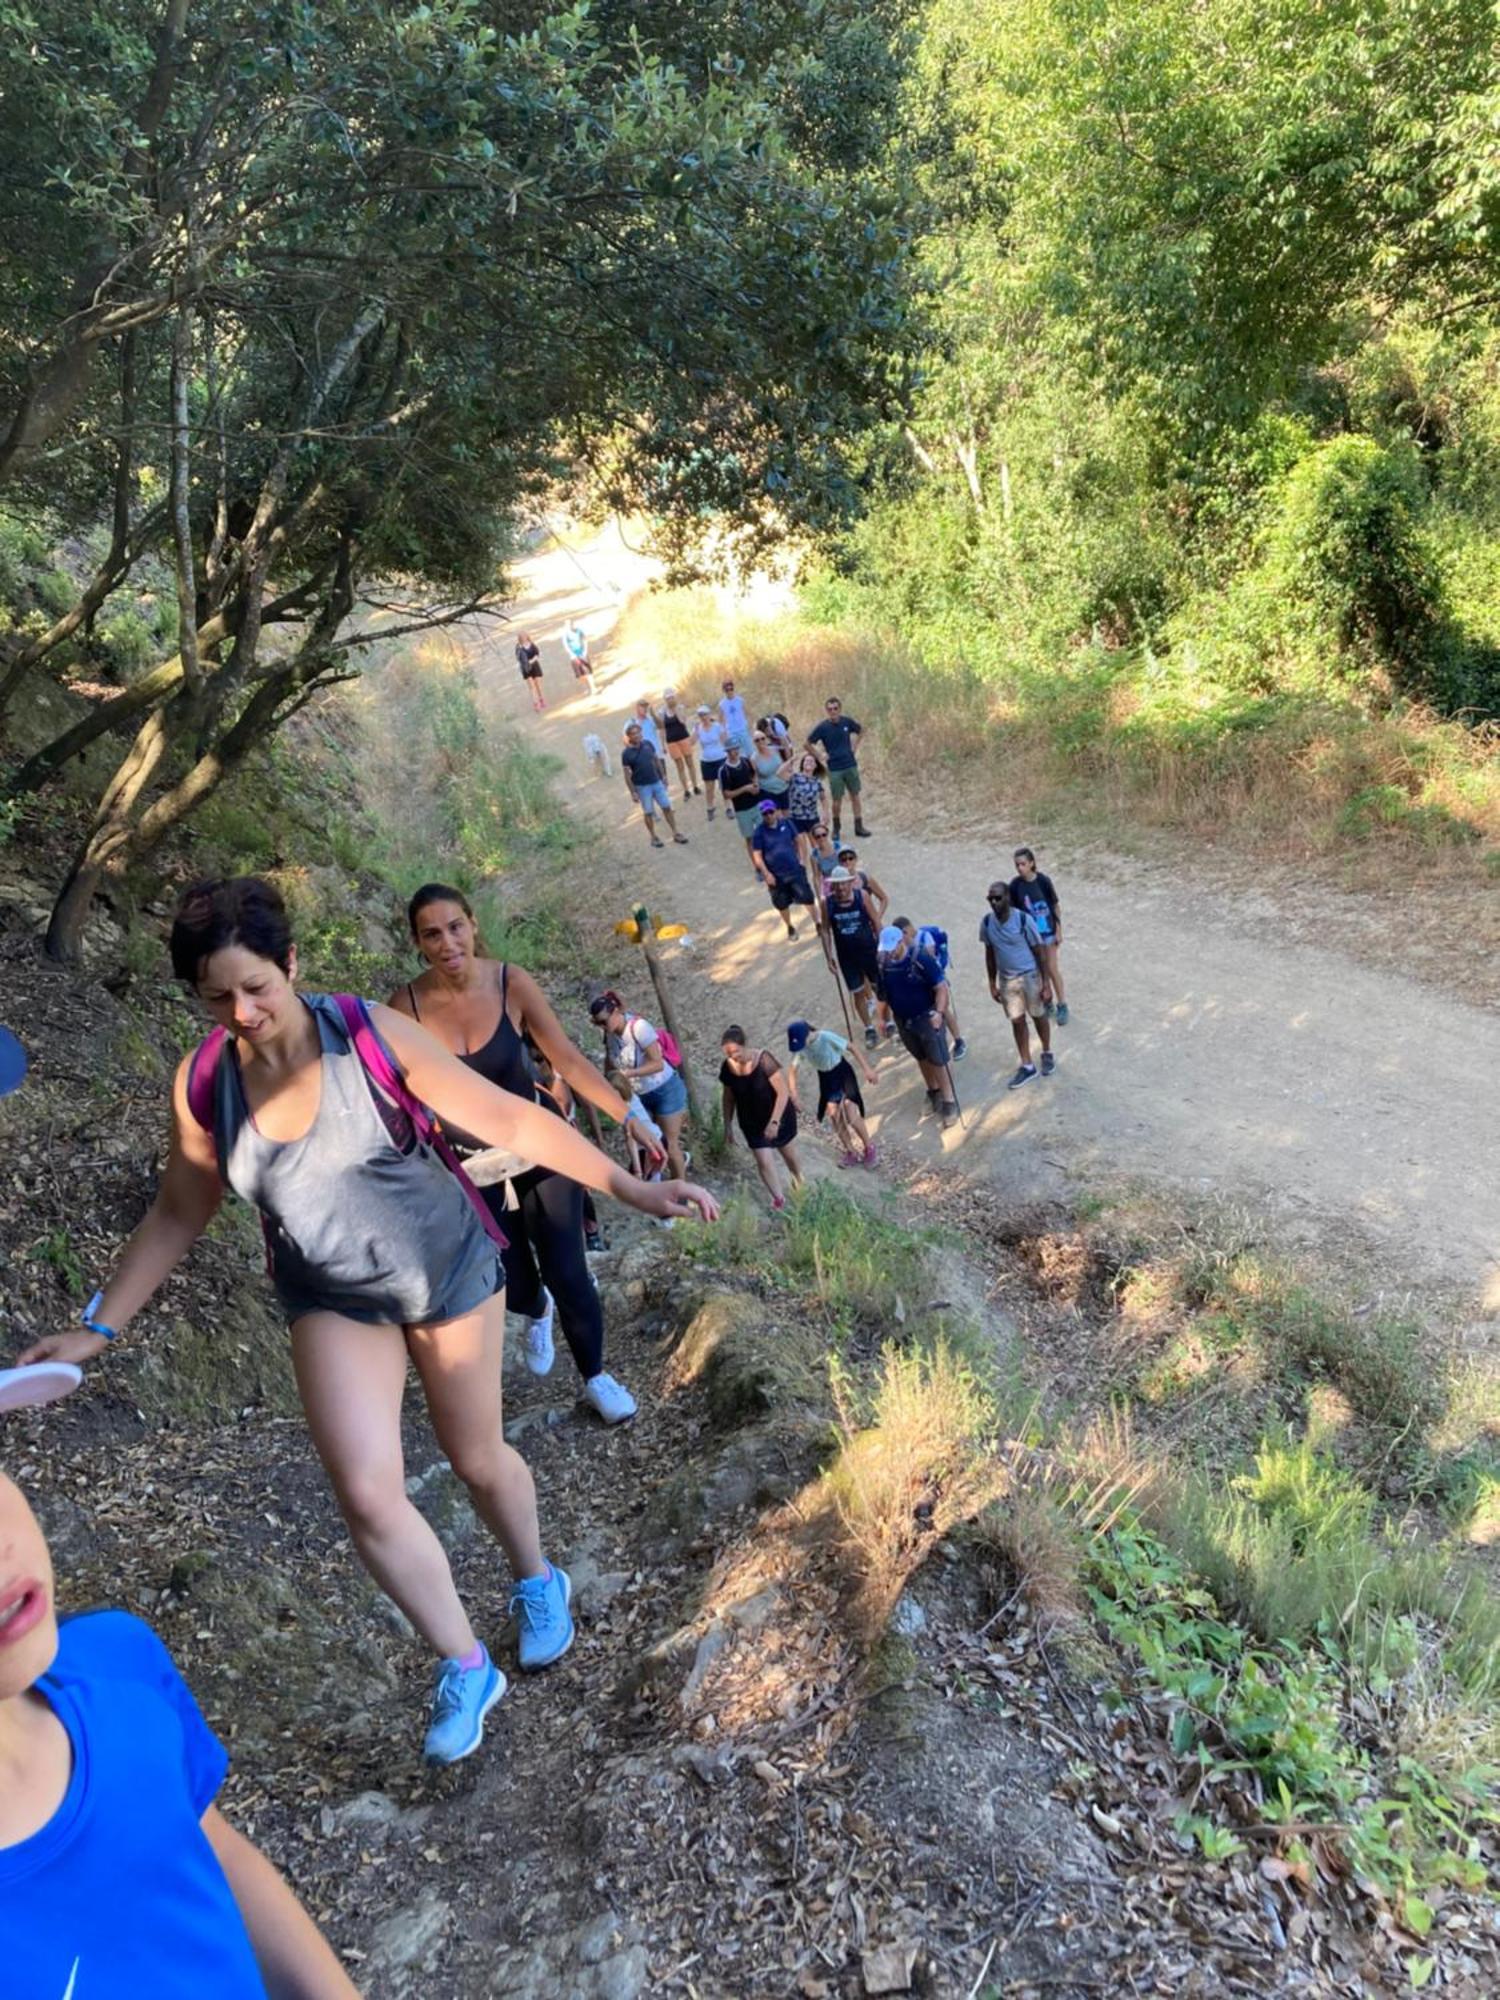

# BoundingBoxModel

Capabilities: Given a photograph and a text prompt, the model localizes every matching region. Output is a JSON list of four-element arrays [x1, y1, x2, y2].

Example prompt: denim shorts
[[637, 1069, 688, 1120], [636, 780, 672, 816]]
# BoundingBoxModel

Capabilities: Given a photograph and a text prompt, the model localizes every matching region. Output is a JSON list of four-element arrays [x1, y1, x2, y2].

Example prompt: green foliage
[[1265, 438, 1445, 684], [0, 505, 49, 598], [1091, 1514, 1497, 1901], [26, 1225, 86, 1298], [96, 608, 159, 680], [778, 1181, 942, 1329], [34, 568, 77, 618]]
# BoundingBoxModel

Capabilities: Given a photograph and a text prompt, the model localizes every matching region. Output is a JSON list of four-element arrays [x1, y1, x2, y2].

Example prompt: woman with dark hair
[[17, 877, 717, 1769], [390, 884, 655, 1425], [587, 990, 691, 1183], [515, 630, 545, 711], [718, 1026, 803, 1210]]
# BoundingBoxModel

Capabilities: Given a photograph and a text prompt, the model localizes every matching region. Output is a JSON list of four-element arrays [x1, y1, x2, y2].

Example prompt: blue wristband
[[82, 1289, 118, 1341]]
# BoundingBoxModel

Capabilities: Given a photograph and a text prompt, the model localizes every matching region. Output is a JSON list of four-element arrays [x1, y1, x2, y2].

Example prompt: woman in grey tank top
[[19, 878, 720, 1769]]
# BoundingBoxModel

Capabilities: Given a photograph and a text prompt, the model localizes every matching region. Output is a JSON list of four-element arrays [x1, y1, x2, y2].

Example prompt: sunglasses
[[987, 895, 1008, 906]]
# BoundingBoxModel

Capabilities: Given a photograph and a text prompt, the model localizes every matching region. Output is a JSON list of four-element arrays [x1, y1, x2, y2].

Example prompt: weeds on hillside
[[744, 1182, 1500, 1916]]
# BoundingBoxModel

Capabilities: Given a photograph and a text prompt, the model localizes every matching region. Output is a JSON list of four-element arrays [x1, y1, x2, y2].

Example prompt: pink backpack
[[186, 994, 508, 1253], [628, 1012, 682, 1071]]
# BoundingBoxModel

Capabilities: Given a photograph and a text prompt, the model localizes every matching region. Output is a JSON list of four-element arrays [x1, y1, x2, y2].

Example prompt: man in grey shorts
[[979, 882, 1054, 1088]]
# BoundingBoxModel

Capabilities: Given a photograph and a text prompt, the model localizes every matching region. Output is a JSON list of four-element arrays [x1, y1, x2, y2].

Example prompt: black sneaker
[[585, 1226, 607, 1254], [854, 822, 871, 838], [1008, 1063, 1038, 1090], [1040, 1051, 1056, 1076], [864, 1026, 878, 1049], [952, 1038, 968, 1060], [940, 1100, 958, 1129]]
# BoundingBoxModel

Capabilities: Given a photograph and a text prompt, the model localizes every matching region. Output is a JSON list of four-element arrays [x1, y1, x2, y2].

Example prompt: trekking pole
[[823, 919, 860, 1049]]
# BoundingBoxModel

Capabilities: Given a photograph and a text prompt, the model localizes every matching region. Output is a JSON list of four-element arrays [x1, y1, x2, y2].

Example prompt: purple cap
[[757, 799, 778, 814]]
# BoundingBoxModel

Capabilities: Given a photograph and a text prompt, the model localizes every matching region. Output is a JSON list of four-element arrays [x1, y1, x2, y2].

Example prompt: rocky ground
[[4, 899, 1495, 1995]]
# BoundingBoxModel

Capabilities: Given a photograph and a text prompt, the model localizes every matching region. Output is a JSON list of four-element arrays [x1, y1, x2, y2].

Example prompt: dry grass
[[616, 587, 1500, 885], [823, 1341, 1007, 1633]]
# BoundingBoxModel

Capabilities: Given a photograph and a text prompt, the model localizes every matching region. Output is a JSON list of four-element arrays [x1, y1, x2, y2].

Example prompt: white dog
[[582, 731, 613, 778]]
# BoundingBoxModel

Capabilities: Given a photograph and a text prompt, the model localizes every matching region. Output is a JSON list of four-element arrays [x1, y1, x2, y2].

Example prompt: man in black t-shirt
[[806, 696, 871, 843]]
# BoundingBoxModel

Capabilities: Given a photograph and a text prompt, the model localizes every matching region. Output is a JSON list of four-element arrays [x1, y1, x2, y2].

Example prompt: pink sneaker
[[862, 1144, 878, 1168], [837, 1150, 861, 1169]]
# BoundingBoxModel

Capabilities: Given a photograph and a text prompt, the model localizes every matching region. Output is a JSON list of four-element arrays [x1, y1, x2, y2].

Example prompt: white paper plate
[[0, 1362, 84, 1412]]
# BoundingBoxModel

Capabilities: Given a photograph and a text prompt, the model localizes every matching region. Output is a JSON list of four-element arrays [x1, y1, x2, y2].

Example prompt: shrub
[[97, 608, 159, 680], [35, 568, 79, 618], [1266, 436, 1445, 687]]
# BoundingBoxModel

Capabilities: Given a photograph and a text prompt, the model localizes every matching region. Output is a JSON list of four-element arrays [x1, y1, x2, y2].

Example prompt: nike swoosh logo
[[62, 1960, 80, 2000]]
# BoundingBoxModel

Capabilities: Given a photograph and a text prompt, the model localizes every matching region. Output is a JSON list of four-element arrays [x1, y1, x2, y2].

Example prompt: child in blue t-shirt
[[0, 1466, 359, 1999]]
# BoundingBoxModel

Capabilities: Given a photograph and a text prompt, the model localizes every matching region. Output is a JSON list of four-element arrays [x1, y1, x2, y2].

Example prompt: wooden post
[[639, 926, 702, 1122]]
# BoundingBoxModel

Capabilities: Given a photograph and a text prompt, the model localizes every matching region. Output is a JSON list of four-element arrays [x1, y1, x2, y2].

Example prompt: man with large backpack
[[898, 917, 967, 1061], [980, 881, 1055, 1088], [877, 924, 958, 1130]]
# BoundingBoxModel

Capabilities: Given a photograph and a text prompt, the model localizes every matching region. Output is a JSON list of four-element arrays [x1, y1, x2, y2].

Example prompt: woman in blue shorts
[[589, 990, 691, 1183], [20, 877, 717, 1768]]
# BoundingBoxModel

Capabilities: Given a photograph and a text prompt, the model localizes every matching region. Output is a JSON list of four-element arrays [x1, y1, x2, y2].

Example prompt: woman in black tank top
[[392, 884, 662, 1428], [657, 688, 701, 803]]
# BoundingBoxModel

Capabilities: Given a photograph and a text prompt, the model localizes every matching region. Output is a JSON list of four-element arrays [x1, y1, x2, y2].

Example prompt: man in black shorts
[[878, 924, 957, 1129], [824, 865, 882, 1045], [751, 799, 816, 939]]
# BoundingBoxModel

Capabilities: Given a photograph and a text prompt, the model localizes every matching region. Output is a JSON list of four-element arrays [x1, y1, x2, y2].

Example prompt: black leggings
[[482, 1170, 604, 1381]]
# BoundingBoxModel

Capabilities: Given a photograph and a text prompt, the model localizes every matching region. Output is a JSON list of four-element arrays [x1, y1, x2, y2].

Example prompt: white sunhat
[[827, 866, 855, 884]]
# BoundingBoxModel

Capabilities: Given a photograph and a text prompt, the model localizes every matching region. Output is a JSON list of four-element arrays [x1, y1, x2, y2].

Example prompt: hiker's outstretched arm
[[16, 1058, 223, 1364], [373, 1006, 717, 1221]]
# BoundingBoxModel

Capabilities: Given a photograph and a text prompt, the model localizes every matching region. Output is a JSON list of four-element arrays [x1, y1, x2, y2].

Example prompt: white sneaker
[[582, 1372, 638, 1424], [524, 1292, 556, 1376]]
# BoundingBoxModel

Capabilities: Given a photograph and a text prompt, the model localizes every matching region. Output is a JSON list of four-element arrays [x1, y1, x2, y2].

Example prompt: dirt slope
[[462, 523, 1500, 1318]]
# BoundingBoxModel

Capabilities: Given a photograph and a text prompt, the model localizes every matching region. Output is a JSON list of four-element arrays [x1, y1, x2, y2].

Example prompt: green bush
[[1266, 435, 1445, 685], [35, 568, 79, 618], [97, 608, 159, 679], [0, 507, 50, 599]]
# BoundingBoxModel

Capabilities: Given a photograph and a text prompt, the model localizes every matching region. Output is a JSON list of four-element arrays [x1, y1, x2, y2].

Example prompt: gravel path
[[466, 523, 1500, 1315]]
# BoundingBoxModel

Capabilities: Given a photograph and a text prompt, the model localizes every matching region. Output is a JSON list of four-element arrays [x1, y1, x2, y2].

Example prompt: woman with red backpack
[[16, 877, 718, 1769], [588, 990, 690, 1182]]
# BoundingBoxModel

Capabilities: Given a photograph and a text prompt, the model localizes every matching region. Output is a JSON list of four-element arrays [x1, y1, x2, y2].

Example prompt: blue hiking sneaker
[[952, 1037, 968, 1060], [1055, 1002, 1070, 1026], [1041, 1050, 1057, 1076], [510, 1563, 574, 1671], [1008, 1063, 1038, 1090], [423, 1648, 506, 1766]]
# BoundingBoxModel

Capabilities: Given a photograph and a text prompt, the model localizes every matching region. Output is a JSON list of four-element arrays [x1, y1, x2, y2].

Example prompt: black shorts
[[700, 757, 725, 785], [816, 1059, 864, 1122], [897, 1015, 950, 1068], [768, 872, 816, 911], [835, 942, 879, 993], [746, 1106, 799, 1150], [790, 814, 820, 835]]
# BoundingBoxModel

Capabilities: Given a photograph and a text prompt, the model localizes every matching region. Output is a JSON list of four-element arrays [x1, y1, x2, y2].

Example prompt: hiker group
[[1, 615, 1073, 1993], [604, 665, 1072, 1137]]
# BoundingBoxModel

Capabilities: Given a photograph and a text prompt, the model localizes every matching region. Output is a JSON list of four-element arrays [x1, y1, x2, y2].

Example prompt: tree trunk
[[44, 707, 173, 962], [0, 342, 155, 721], [169, 302, 203, 693]]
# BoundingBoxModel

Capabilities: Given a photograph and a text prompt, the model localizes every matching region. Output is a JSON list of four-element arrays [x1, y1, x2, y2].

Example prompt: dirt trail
[[467, 523, 1500, 1314]]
